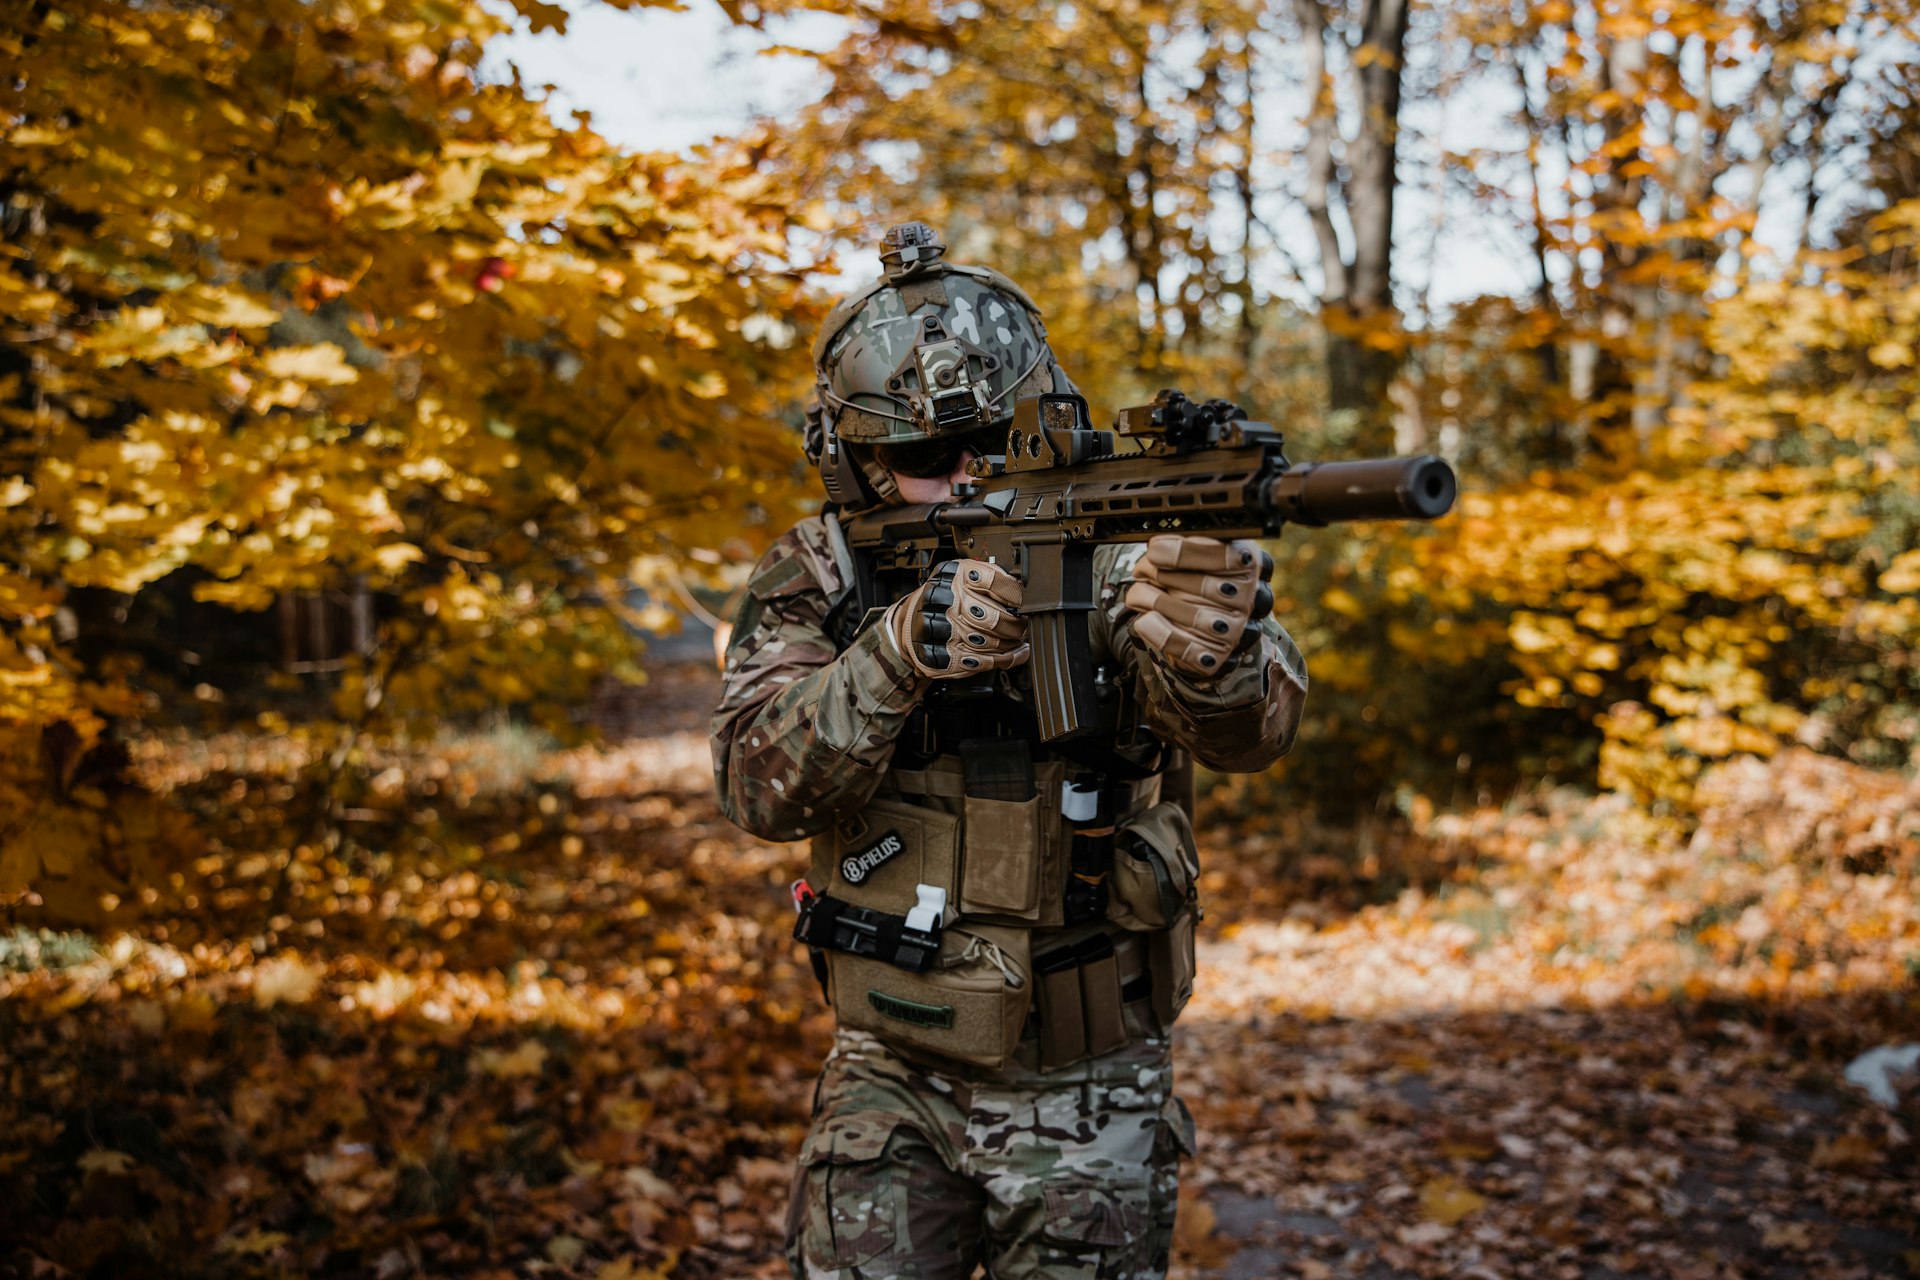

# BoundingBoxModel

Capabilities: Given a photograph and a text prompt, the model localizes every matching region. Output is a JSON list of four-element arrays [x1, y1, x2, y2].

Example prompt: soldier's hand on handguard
[[887, 558, 1030, 679], [1124, 534, 1275, 680]]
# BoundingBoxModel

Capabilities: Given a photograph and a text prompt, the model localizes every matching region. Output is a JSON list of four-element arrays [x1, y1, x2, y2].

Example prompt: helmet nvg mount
[[806, 222, 1075, 509]]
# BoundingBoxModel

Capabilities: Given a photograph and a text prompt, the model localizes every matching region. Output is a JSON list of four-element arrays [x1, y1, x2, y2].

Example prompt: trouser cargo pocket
[[1034, 1164, 1153, 1277], [791, 1118, 910, 1270]]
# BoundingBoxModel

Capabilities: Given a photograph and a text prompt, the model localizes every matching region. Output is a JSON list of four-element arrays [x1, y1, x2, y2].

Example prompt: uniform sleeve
[[711, 530, 930, 841], [1090, 542, 1309, 774]]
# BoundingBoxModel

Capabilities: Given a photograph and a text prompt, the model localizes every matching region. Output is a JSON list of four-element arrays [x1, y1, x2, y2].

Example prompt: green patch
[[867, 990, 954, 1029], [0, 927, 99, 972], [747, 554, 811, 601], [1445, 901, 1512, 954], [430, 721, 567, 797]]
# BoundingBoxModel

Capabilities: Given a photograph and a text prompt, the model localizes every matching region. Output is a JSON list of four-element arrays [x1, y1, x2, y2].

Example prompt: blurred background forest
[[3, 1, 1917, 1277]]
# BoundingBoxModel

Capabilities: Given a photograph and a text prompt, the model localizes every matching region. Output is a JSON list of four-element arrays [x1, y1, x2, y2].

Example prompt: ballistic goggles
[[872, 426, 1004, 479]]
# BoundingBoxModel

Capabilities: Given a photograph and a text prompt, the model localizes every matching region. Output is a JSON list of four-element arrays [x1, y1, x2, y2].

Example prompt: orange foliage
[[0, 1, 824, 910]]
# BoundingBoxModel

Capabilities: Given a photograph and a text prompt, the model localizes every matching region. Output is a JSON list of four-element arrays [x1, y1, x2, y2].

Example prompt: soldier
[[713, 224, 1308, 1279]]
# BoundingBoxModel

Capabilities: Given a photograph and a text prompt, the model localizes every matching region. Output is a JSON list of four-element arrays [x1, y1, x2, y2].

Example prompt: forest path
[[601, 663, 1918, 1280], [1174, 981, 1914, 1279], [0, 663, 1910, 1279]]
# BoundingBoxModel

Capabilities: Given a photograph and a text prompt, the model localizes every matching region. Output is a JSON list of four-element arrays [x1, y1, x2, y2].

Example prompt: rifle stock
[[842, 390, 1458, 742]]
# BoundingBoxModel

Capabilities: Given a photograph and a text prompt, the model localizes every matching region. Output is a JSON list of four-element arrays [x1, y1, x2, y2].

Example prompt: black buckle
[[793, 893, 941, 973]]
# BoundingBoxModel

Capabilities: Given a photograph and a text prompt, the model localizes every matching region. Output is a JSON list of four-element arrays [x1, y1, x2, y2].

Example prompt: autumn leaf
[[476, 1039, 549, 1078], [592, 1257, 675, 1280], [1879, 550, 1920, 594], [1761, 1222, 1816, 1251], [1418, 1175, 1488, 1225], [261, 344, 360, 386], [78, 1149, 135, 1177], [1174, 1187, 1236, 1267], [1868, 340, 1912, 369], [372, 543, 425, 575], [508, 0, 570, 34], [1810, 1133, 1882, 1170], [253, 954, 323, 1007], [217, 1230, 293, 1256], [181, 286, 281, 328]]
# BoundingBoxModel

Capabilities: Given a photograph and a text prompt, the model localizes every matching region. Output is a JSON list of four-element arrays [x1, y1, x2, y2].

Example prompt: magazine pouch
[[1148, 908, 1196, 1030]]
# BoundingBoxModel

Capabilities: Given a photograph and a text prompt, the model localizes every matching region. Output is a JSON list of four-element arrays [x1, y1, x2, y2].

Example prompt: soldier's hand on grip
[[1124, 534, 1274, 680], [888, 558, 1030, 679]]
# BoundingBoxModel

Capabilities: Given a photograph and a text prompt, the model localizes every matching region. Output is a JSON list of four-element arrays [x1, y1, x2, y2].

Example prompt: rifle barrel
[[1264, 455, 1457, 525]]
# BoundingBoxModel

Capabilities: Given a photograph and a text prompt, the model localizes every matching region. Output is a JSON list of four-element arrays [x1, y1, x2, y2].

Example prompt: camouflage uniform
[[788, 1011, 1186, 1280], [713, 513, 1307, 1277]]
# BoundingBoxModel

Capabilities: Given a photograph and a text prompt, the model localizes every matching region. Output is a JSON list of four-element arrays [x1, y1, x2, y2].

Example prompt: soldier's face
[[890, 449, 977, 503]]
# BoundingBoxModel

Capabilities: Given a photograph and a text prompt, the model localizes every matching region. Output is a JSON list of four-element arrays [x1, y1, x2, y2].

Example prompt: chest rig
[[792, 530, 1202, 1072]]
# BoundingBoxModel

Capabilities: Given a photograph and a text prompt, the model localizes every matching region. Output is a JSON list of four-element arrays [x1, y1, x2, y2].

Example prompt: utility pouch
[[817, 797, 961, 915], [1148, 908, 1197, 1030], [1076, 934, 1128, 1060], [960, 794, 1043, 917], [1107, 801, 1200, 932], [828, 923, 1032, 1070]]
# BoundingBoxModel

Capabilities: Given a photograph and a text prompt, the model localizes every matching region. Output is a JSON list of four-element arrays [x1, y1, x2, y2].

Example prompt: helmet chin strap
[[808, 399, 887, 510], [855, 442, 902, 506]]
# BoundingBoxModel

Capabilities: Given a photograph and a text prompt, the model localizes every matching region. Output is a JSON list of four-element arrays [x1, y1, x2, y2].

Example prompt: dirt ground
[[1, 661, 1913, 1279], [593, 663, 1920, 1280]]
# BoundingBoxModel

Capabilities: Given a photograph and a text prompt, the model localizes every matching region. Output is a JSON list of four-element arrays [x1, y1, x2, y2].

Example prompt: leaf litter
[[0, 665, 1914, 1278]]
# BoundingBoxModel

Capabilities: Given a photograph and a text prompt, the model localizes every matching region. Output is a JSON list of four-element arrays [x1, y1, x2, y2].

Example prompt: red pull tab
[[790, 879, 816, 914]]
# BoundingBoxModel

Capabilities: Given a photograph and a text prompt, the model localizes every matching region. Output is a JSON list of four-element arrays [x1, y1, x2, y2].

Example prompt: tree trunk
[[1584, 27, 1650, 465], [1294, 0, 1411, 455], [1326, 325, 1400, 450]]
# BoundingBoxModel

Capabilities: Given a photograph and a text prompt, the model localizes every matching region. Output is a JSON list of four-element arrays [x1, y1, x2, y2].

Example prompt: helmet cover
[[812, 224, 1071, 448]]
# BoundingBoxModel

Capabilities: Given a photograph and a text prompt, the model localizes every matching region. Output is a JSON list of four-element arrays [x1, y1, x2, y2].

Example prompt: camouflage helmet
[[806, 225, 1074, 507]]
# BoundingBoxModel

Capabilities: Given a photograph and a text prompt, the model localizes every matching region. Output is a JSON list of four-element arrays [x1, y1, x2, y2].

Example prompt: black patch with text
[[840, 830, 906, 885]]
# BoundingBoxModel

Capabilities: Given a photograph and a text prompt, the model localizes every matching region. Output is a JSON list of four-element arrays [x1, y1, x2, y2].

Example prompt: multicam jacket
[[712, 514, 1308, 842]]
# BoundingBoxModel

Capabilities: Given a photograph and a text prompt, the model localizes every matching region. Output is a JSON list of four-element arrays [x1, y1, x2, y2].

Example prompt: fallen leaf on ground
[[1418, 1174, 1487, 1225]]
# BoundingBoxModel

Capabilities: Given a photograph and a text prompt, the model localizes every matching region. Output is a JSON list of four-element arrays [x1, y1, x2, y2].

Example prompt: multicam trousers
[[784, 1005, 1196, 1280]]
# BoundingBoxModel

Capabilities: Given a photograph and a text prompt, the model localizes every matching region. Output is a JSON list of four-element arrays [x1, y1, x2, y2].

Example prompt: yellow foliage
[[1880, 550, 1920, 594], [0, 0, 827, 904], [1371, 200, 1920, 810]]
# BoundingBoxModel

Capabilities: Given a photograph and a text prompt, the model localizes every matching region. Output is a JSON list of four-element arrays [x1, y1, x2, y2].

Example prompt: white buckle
[[905, 883, 947, 934], [1061, 780, 1100, 822]]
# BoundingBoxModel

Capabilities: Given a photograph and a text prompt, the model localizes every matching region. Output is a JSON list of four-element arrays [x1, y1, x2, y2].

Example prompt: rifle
[[839, 390, 1458, 743]]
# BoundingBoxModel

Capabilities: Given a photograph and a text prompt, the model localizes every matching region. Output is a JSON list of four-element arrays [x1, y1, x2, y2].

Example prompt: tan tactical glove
[[1124, 534, 1275, 679], [888, 558, 1030, 678]]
